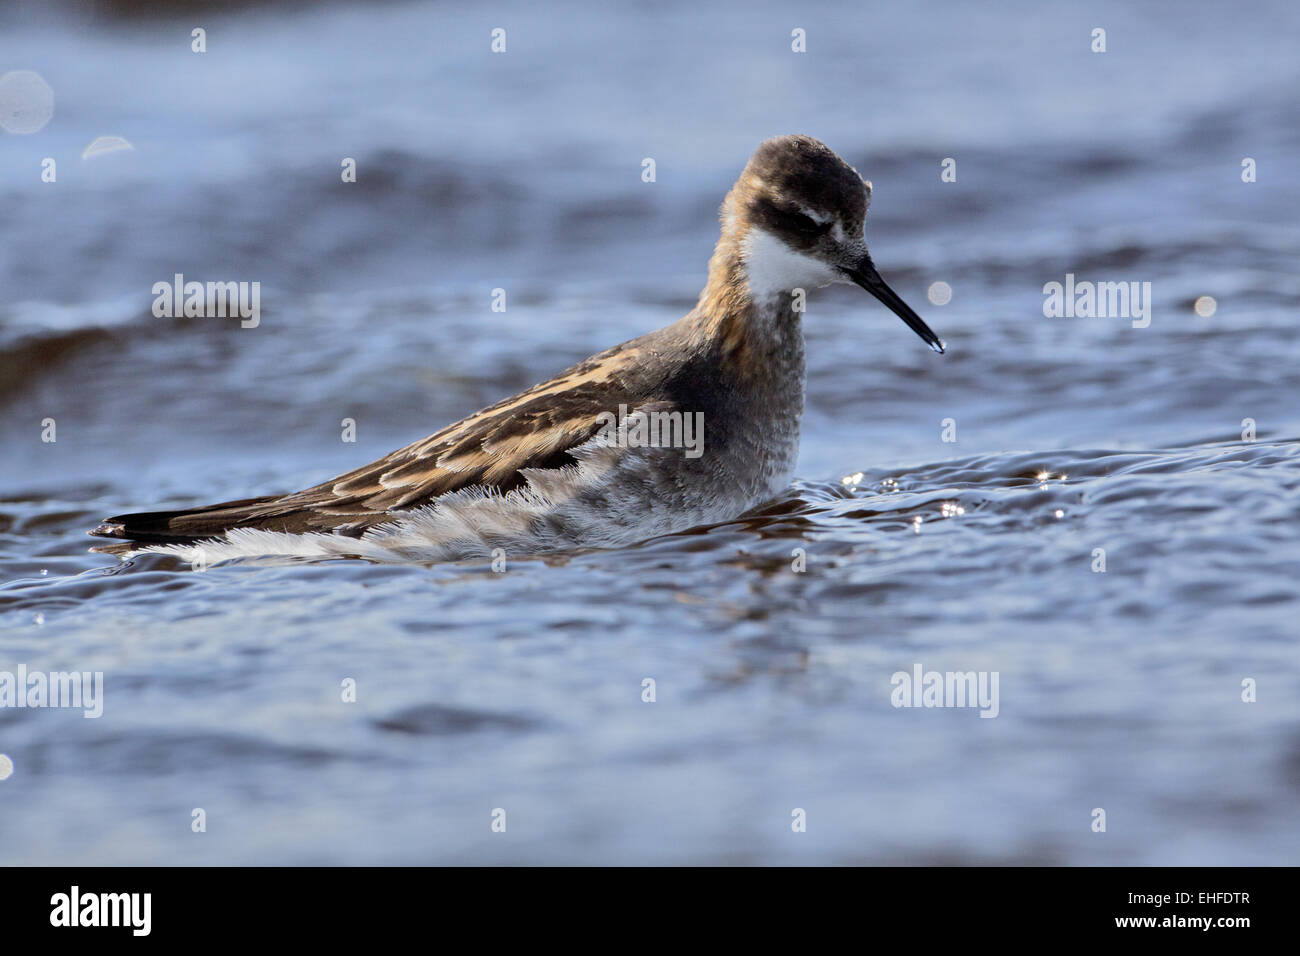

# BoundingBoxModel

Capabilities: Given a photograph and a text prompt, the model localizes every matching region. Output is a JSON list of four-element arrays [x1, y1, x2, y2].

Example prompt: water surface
[[1, 0, 1298, 864]]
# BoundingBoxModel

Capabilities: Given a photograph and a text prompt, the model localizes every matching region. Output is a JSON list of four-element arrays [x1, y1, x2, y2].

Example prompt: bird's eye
[[790, 211, 832, 236]]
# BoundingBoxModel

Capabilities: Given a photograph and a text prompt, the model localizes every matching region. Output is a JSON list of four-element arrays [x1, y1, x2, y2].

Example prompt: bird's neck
[[691, 225, 806, 383]]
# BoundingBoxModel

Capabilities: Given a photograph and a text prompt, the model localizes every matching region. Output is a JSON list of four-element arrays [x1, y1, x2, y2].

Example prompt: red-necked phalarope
[[91, 135, 944, 563]]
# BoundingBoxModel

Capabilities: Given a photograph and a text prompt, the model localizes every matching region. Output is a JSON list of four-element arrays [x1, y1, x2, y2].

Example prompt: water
[[1, 0, 1298, 864]]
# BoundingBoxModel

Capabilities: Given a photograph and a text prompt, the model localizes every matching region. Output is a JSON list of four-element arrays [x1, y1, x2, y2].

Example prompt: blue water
[[1, 0, 1298, 864]]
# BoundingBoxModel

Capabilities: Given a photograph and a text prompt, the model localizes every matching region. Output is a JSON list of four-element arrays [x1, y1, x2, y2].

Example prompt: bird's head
[[721, 134, 944, 353]]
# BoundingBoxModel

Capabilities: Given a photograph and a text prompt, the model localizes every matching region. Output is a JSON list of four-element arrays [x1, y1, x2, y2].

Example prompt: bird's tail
[[89, 495, 284, 546]]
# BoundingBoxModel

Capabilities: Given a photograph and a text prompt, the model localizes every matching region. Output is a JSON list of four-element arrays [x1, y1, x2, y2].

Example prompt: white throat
[[740, 228, 841, 303]]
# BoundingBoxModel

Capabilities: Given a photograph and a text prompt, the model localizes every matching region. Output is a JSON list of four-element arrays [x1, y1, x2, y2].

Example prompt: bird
[[90, 134, 944, 564]]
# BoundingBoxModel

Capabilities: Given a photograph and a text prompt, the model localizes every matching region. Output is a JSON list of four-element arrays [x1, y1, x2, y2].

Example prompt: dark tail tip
[[85, 495, 286, 544], [86, 510, 207, 545]]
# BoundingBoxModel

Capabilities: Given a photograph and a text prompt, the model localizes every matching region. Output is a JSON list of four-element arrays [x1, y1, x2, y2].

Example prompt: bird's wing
[[91, 339, 657, 543]]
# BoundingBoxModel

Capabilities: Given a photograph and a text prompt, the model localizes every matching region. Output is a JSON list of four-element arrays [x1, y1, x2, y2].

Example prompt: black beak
[[847, 257, 945, 354]]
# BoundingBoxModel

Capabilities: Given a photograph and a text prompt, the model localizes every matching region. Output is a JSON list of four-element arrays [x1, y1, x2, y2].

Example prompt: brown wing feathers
[[90, 344, 646, 545]]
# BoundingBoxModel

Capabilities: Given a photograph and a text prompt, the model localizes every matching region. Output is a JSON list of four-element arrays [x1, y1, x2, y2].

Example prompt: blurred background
[[0, 0, 1297, 864]]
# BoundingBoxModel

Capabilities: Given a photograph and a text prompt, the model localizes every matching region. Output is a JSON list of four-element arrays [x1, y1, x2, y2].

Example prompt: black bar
[[0, 866, 1280, 941]]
